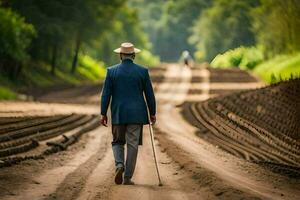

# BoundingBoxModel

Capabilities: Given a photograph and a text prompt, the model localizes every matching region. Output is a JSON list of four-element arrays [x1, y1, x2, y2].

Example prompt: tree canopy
[[190, 0, 258, 61], [0, 0, 156, 79], [129, 0, 212, 61], [252, 0, 300, 57], [131, 0, 300, 62], [0, 7, 35, 78], [0, 0, 299, 79]]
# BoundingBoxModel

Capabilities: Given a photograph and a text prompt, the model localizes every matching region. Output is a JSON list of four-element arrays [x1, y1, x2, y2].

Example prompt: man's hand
[[150, 115, 156, 125], [101, 115, 108, 127]]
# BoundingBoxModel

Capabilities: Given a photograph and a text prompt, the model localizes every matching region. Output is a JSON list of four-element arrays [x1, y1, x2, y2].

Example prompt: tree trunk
[[0, 61, 3, 74], [1, 0, 11, 7], [51, 44, 58, 76], [14, 63, 22, 79], [71, 37, 81, 74], [8, 61, 16, 80]]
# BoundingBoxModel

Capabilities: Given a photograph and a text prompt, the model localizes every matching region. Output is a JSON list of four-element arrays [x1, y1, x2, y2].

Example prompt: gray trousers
[[112, 124, 142, 179]]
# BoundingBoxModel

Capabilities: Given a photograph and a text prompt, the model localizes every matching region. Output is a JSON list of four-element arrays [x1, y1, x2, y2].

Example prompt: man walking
[[100, 42, 156, 185]]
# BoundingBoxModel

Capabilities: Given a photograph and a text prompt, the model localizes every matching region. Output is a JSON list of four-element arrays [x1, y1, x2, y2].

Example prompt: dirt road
[[0, 64, 299, 200]]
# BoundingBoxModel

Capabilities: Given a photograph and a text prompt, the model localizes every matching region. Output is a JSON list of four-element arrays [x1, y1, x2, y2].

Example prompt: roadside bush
[[254, 53, 300, 83], [0, 86, 18, 100], [77, 55, 106, 82], [211, 46, 264, 70]]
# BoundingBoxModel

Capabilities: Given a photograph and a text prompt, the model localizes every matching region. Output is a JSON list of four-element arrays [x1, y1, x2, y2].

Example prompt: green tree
[[91, 4, 153, 66], [190, 0, 258, 61], [252, 0, 300, 57], [10, 0, 124, 74], [129, 0, 212, 61], [68, 0, 123, 73], [11, 0, 74, 75], [0, 7, 35, 78]]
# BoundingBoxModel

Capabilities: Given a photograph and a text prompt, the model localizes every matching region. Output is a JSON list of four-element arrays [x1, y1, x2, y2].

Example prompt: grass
[[210, 46, 300, 84], [0, 86, 18, 100], [211, 47, 264, 70], [254, 53, 300, 83], [0, 55, 106, 100]]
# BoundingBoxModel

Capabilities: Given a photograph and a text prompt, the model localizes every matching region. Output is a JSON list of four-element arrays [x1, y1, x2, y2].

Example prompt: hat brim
[[113, 48, 141, 54]]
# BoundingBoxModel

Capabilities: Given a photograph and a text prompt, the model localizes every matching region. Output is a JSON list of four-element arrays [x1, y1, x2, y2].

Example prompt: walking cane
[[144, 95, 163, 187]]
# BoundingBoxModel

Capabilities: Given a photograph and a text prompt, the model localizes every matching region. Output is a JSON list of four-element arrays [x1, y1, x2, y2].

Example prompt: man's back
[[101, 59, 156, 125], [110, 59, 145, 104]]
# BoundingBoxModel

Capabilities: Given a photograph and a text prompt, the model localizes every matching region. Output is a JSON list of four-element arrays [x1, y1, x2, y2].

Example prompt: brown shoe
[[114, 167, 124, 185], [123, 178, 135, 185]]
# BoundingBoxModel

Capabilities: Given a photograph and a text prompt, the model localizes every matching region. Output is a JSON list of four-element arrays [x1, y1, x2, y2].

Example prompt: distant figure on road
[[180, 50, 193, 67], [100, 42, 156, 185]]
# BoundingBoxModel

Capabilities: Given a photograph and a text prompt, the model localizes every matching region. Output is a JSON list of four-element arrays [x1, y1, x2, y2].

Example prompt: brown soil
[[0, 64, 299, 200], [182, 79, 300, 177]]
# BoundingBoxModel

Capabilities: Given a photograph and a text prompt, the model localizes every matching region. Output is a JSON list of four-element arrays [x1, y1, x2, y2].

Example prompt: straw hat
[[114, 42, 141, 54]]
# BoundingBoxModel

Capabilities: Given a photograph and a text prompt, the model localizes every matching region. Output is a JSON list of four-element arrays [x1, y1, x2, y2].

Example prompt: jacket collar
[[121, 58, 133, 64]]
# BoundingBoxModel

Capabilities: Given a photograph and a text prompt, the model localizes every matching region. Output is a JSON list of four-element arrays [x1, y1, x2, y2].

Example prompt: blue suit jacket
[[101, 59, 156, 125]]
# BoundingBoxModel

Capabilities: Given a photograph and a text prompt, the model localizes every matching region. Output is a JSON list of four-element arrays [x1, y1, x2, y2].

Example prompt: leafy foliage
[[211, 46, 264, 70], [0, 86, 18, 100], [251, 0, 300, 57], [94, 4, 155, 66], [77, 55, 106, 81], [131, 0, 300, 65], [0, 8, 35, 62], [190, 0, 258, 61], [9, 0, 125, 74], [1, 0, 300, 93], [129, 0, 212, 61]]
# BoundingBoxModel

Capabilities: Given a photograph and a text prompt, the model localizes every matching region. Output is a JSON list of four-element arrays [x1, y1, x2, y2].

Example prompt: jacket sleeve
[[144, 69, 156, 116], [100, 69, 112, 116]]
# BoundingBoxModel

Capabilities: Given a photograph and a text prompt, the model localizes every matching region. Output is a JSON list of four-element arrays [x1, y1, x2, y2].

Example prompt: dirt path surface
[[0, 64, 299, 200], [107, 131, 205, 200]]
